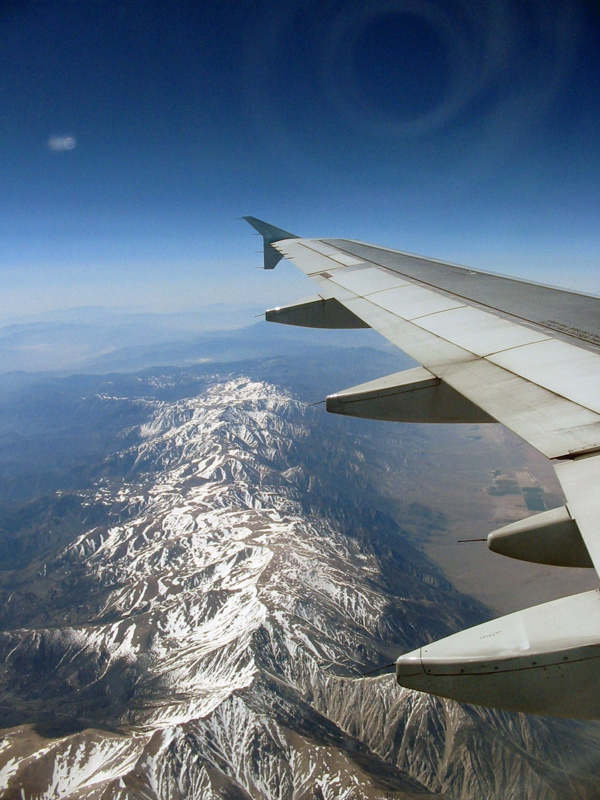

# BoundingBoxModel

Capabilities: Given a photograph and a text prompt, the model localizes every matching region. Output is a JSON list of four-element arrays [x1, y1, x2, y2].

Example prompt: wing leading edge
[[245, 217, 600, 718]]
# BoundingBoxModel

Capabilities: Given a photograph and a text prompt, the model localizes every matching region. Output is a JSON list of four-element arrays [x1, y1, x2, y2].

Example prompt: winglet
[[243, 216, 299, 269]]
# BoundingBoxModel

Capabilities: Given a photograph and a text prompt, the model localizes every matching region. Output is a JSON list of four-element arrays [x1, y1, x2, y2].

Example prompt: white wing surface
[[245, 217, 600, 718]]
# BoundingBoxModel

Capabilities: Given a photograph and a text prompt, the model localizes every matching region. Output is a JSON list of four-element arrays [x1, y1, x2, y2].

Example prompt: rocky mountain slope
[[1, 360, 599, 799]]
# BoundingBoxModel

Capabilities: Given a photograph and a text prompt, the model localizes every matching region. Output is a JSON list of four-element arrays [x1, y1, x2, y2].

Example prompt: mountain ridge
[[1, 363, 599, 798]]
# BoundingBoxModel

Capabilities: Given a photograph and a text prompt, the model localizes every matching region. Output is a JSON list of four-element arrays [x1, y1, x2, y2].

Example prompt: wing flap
[[416, 305, 551, 356], [272, 238, 600, 459], [366, 283, 465, 318], [488, 338, 600, 414], [330, 266, 410, 295], [438, 358, 600, 459]]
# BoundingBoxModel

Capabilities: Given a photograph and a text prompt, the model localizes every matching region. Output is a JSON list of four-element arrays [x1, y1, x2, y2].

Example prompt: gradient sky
[[0, 0, 599, 321]]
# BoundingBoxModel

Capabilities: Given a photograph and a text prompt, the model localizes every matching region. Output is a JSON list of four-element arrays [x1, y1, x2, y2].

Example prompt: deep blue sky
[[0, 0, 599, 320]]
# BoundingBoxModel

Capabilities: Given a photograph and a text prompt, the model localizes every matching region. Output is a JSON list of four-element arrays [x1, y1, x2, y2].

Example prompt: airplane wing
[[244, 216, 600, 719]]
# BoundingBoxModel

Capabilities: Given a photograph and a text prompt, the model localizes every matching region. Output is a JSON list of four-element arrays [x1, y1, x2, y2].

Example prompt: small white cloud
[[48, 135, 77, 152]]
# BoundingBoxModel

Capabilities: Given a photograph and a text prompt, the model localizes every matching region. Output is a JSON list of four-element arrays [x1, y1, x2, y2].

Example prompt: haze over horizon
[[0, 0, 599, 321]]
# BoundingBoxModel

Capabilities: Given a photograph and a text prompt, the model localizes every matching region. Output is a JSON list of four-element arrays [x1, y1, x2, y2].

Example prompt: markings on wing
[[273, 238, 600, 461], [325, 238, 600, 353]]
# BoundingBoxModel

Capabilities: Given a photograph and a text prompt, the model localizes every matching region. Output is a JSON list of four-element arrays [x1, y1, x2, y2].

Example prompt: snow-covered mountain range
[[1, 357, 599, 799]]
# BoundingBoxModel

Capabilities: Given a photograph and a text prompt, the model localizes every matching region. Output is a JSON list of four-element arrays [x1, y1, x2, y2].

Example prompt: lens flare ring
[[321, 0, 475, 137], [242, 0, 582, 162]]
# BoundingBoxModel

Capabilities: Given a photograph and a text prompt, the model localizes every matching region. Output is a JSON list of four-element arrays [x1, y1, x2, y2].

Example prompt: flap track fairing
[[396, 590, 600, 718], [326, 367, 496, 424], [487, 506, 592, 568], [265, 296, 370, 329]]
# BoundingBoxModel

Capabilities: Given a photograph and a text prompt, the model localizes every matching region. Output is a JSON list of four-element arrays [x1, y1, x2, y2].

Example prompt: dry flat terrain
[[369, 420, 599, 613]]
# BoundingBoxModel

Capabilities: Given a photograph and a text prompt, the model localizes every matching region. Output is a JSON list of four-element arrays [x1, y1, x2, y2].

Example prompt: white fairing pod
[[487, 506, 592, 568], [396, 590, 600, 718]]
